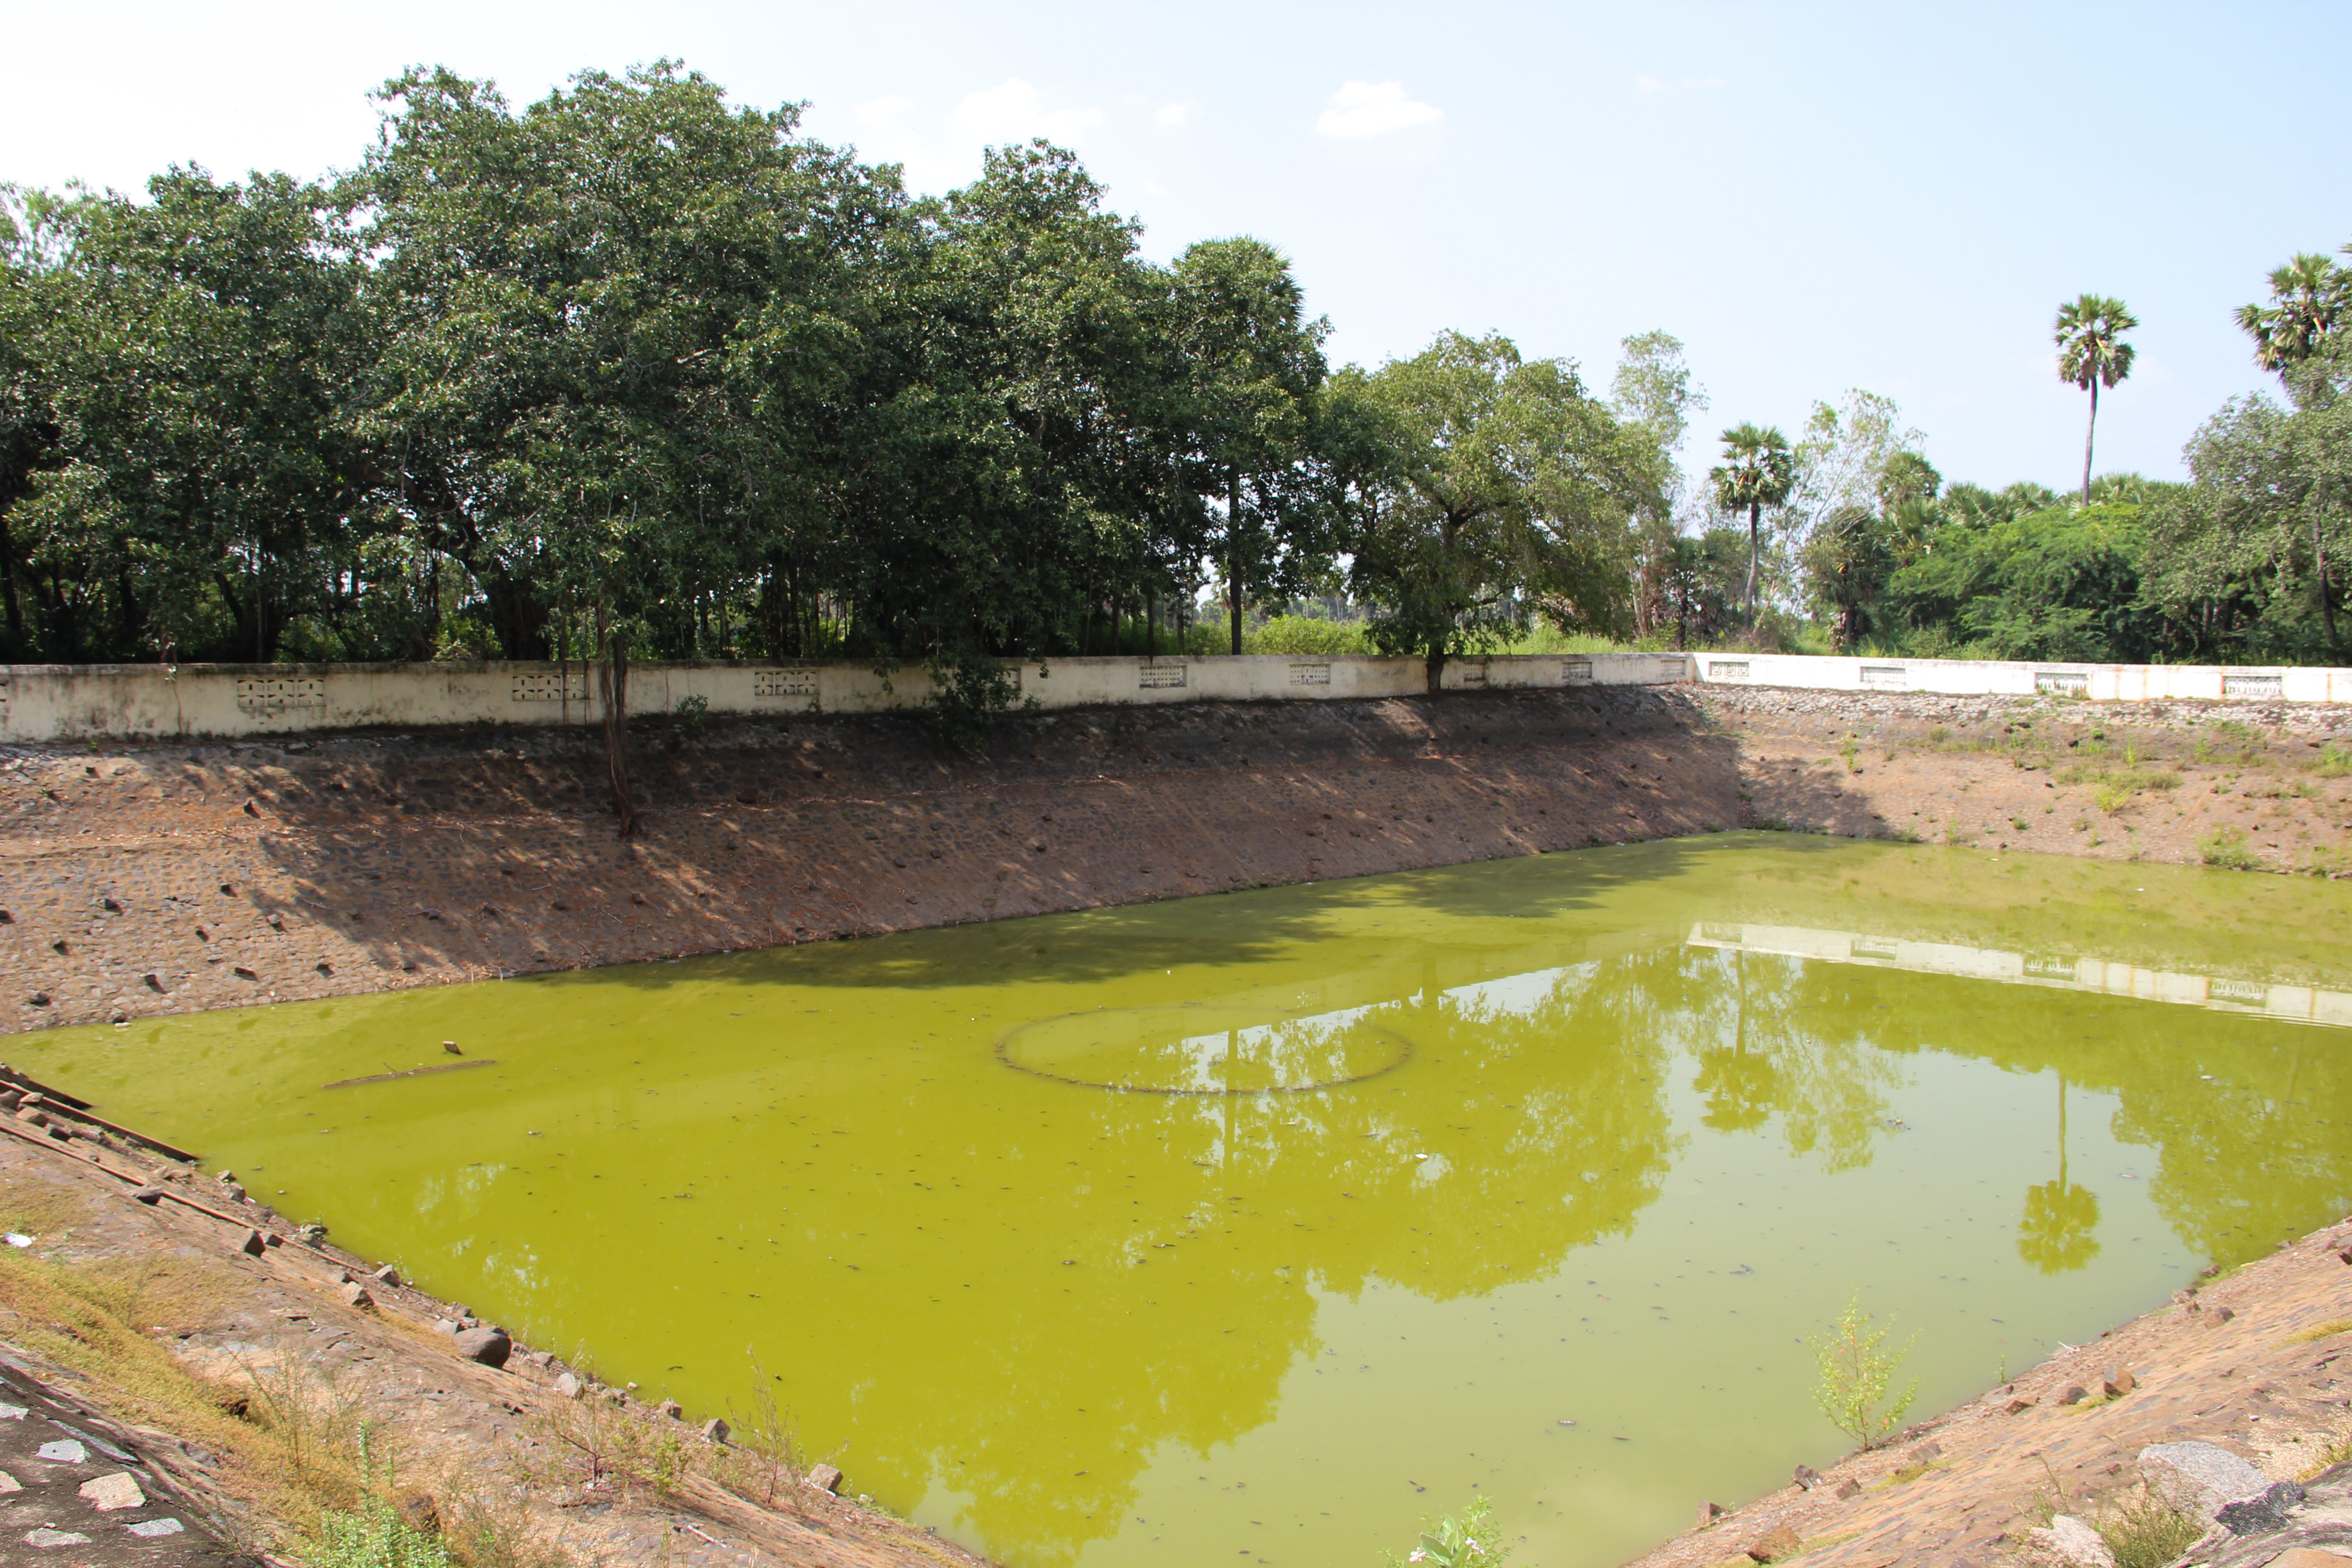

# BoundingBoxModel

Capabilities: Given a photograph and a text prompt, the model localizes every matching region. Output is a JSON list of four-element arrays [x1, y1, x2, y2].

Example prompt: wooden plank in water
[[323, 1059, 499, 1090]]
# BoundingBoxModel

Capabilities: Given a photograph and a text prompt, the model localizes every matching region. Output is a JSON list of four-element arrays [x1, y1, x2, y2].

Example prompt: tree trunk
[[2318, 512, 2341, 654], [594, 608, 643, 840], [0, 508, 23, 647], [1228, 468, 1244, 656], [1424, 639, 1446, 696], [1745, 502, 1761, 626], [2081, 380, 2098, 505]]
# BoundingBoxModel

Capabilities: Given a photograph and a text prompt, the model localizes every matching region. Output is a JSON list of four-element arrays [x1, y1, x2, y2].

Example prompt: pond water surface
[[17, 837, 2352, 1568]]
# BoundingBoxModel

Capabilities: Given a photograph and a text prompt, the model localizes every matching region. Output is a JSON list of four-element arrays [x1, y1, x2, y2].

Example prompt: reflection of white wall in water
[[1442, 966, 1586, 1016], [1687, 921, 2352, 1029]]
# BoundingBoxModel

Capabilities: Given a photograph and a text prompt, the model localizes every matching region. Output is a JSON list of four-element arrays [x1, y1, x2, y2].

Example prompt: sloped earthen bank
[[0, 687, 1741, 1032]]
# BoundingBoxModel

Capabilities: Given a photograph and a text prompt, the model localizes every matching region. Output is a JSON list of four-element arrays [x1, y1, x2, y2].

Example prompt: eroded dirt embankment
[[6, 683, 2352, 1034], [0, 687, 1742, 1031]]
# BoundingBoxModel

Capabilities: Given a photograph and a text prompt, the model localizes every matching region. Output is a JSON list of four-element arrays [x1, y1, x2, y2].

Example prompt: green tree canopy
[[1340, 332, 1646, 691]]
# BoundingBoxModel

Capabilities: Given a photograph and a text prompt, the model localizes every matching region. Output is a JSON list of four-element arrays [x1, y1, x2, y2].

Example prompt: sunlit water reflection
[[20, 837, 2352, 1568]]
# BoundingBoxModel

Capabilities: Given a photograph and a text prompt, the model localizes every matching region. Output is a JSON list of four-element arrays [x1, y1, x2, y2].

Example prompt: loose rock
[[1792, 1463, 1822, 1490], [1695, 1501, 1725, 1527], [2139, 1439, 2273, 1522], [237, 1229, 265, 1257], [1744, 1522, 1802, 1562], [2103, 1368, 2136, 1398], [807, 1463, 843, 1495], [339, 1283, 373, 1310], [78, 1472, 145, 1511], [370, 1264, 401, 1286], [701, 1417, 730, 1445], [2215, 1479, 2308, 1535], [451, 1326, 512, 1368], [656, 1399, 683, 1420], [554, 1372, 583, 1400], [2058, 1384, 2089, 1405], [2024, 1514, 2114, 1568]]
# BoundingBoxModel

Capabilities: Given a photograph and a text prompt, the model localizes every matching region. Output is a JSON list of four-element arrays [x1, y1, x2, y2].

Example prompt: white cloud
[[1314, 80, 1443, 140], [1154, 100, 1196, 129], [1635, 74, 1726, 93], [854, 95, 915, 128], [952, 78, 1104, 147], [1634, 74, 1667, 93]]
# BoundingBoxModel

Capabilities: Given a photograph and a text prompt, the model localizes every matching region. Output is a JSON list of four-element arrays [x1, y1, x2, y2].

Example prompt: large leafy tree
[[1611, 330, 1707, 640], [8, 171, 368, 662], [1341, 332, 1645, 692], [1167, 238, 1334, 655], [361, 62, 882, 830], [1708, 422, 1796, 626], [2053, 294, 2138, 505]]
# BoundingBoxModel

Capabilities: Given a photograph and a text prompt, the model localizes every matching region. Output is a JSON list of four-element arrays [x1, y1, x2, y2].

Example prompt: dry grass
[[0, 1189, 363, 1546], [2286, 1316, 2352, 1345]]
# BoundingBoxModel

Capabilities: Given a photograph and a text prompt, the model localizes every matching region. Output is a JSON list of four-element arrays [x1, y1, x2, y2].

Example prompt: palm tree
[[1709, 423, 1795, 627], [2234, 252, 2348, 372], [2018, 1073, 2101, 1274], [2236, 249, 2352, 653], [2053, 295, 2138, 505]]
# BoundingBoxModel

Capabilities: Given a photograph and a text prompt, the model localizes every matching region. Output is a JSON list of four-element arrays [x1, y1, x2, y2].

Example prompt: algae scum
[[24, 837, 2352, 1568]]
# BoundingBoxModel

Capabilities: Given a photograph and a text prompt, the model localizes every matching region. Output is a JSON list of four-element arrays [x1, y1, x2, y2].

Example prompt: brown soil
[[1706, 685, 2352, 874], [0, 1111, 987, 1568], [0, 689, 1739, 1032]]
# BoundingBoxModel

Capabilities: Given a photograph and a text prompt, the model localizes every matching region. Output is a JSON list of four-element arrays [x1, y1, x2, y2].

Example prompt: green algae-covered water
[[19, 836, 2352, 1568]]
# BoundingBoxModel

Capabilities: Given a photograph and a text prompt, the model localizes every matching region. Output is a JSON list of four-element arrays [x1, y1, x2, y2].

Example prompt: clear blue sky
[[9, 0, 2348, 494]]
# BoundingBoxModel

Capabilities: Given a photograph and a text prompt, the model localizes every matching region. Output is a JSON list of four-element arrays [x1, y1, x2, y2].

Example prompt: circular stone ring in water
[[998, 1004, 1412, 1095]]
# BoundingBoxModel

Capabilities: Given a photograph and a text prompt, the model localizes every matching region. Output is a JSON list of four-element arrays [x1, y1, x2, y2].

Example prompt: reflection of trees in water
[[843, 948, 2352, 1567], [887, 960, 1680, 1568], [2018, 1073, 2101, 1273], [1671, 949, 1909, 1171], [1846, 978, 2352, 1269]]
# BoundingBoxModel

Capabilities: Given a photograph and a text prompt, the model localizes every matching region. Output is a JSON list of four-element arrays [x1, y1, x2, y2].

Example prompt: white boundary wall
[[0, 652, 1693, 744], [1689, 652, 2352, 706]]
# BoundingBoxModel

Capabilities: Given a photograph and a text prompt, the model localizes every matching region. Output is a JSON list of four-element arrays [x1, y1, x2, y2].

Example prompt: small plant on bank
[[2093, 1486, 2203, 1568], [312, 1430, 451, 1568], [673, 694, 709, 733], [1385, 1495, 1509, 1567], [1808, 1292, 1917, 1450], [1839, 735, 1860, 772], [2197, 826, 2262, 871], [2314, 743, 2352, 778]]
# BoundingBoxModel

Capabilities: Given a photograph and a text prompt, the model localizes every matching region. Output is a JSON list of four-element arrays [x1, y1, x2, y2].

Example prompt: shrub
[[1808, 1292, 1917, 1449], [1248, 615, 1372, 656], [1386, 1496, 1509, 1567]]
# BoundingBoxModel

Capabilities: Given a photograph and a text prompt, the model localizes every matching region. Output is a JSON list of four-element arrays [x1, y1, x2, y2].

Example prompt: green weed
[[2197, 826, 2262, 871], [1386, 1495, 1509, 1568], [2094, 1487, 2204, 1568], [2314, 743, 2352, 778], [2285, 1316, 2352, 1345]]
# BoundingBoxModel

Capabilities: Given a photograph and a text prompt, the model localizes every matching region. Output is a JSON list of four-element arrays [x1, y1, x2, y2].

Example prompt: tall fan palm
[[2053, 294, 2138, 505], [2235, 251, 2349, 372], [1709, 422, 1795, 625]]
